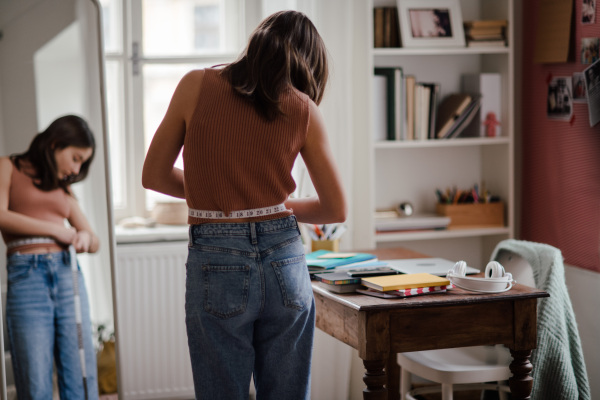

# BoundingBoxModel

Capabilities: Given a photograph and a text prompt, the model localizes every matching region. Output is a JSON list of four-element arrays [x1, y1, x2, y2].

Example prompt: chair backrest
[[494, 249, 536, 288]]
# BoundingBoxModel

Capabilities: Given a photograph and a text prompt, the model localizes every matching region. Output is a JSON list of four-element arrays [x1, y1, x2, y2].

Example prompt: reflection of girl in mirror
[[0, 115, 99, 400], [143, 10, 347, 399]]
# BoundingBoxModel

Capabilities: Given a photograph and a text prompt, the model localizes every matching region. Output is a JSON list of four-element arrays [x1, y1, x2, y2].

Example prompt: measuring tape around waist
[[188, 203, 287, 219], [6, 237, 57, 250]]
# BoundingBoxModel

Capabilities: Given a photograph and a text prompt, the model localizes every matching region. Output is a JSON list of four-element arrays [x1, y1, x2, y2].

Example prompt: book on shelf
[[374, 67, 404, 140], [466, 26, 505, 37], [443, 95, 481, 139], [405, 75, 416, 141], [374, 7, 400, 48], [375, 212, 451, 232], [462, 73, 502, 137], [410, 81, 439, 141], [425, 83, 440, 139], [466, 39, 506, 48], [435, 93, 482, 139], [435, 93, 473, 139], [373, 74, 388, 142], [306, 250, 378, 272], [463, 19, 507, 47], [463, 19, 508, 29], [374, 7, 384, 48], [361, 273, 451, 292]]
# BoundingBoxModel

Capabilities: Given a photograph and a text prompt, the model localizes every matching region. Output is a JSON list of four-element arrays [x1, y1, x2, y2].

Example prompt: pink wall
[[520, 0, 600, 272]]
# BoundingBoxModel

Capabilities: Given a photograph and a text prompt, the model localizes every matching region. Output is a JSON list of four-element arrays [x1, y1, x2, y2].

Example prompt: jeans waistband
[[189, 215, 298, 238], [7, 249, 73, 265]]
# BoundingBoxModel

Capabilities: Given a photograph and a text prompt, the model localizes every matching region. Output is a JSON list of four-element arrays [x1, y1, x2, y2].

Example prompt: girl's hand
[[72, 230, 93, 253], [54, 226, 77, 245]]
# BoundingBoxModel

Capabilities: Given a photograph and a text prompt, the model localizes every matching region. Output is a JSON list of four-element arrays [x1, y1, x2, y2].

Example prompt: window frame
[[104, 0, 259, 221]]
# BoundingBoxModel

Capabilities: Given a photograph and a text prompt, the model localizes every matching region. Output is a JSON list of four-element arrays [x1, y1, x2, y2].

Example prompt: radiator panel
[[115, 241, 193, 400]]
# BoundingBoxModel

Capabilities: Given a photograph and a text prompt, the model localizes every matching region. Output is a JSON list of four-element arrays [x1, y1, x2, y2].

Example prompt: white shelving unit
[[351, 0, 515, 266]]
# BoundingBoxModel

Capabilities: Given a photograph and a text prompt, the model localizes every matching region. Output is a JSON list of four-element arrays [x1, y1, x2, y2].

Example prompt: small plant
[[94, 323, 115, 351]]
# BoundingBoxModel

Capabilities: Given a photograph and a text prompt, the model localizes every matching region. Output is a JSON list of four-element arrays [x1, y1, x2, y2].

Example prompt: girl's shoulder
[[0, 156, 14, 172]]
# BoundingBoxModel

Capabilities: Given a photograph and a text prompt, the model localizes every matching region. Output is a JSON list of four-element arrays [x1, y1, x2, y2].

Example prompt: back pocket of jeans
[[202, 265, 250, 319], [271, 255, 311, 311]]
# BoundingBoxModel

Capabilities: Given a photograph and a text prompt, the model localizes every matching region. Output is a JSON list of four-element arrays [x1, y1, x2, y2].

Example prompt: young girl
[[142, 10, 347, 400], [0, 115, 100, 399]]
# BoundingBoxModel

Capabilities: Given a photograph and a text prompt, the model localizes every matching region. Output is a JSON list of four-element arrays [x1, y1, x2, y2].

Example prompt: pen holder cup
[[311, 239, 340, 252]]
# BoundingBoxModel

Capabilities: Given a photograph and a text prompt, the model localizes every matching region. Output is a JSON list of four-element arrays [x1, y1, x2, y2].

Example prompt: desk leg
[[386, 353, 400, 400], [508, 349, 533, 400], [362, 359, 387, 400]]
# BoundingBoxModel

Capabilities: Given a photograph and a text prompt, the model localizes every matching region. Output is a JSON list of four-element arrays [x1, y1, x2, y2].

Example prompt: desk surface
[[312, 247, 549, 400]]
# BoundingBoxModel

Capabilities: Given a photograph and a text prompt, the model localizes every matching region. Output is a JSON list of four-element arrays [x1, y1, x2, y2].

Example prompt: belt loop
[[250, 222, 258, 245]]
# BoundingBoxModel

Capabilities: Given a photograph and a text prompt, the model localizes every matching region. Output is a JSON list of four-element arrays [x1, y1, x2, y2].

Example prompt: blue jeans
[[5, 251, 98, 400], [186, 216, 315, 400]]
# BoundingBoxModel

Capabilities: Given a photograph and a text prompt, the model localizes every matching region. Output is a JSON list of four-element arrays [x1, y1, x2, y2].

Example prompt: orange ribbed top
[[2, 161, 71, 246], [183, 68, 310, 224]]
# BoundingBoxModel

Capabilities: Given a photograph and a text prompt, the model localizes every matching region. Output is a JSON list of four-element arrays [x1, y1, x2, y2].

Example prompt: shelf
[[373, 137, 510, 149], [375, 226, 511, 243], [372, 47, 510, 57]]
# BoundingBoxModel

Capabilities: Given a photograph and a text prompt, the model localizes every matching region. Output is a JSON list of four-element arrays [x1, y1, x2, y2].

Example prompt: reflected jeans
[[186, 216, 315, 400], [5, 251, 98, 400]]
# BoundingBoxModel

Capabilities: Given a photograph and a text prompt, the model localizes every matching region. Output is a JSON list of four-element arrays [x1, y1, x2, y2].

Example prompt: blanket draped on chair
[[490, 239, 591, 400]]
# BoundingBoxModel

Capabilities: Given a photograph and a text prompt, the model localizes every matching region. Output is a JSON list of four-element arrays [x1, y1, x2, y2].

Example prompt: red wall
[[521, 0, 600, 272]]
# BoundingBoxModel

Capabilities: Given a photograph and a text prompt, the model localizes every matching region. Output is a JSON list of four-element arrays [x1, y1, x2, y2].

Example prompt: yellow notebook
[[361, 273, 450, 292]]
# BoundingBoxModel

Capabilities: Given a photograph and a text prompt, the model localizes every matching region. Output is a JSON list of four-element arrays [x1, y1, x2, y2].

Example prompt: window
[[99, 0, 246, 220], [100, 0, 316, 221]]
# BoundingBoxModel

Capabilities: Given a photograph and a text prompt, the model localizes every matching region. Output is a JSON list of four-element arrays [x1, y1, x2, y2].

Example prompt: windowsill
[[115, 224, 188, 244]]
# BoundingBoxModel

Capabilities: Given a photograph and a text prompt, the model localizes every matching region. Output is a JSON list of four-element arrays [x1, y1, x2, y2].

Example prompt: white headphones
[[447, 260, 515, 293]]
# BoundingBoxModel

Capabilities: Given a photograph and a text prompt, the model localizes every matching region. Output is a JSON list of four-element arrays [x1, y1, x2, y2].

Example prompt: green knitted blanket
[[490, 239, 591, 400]]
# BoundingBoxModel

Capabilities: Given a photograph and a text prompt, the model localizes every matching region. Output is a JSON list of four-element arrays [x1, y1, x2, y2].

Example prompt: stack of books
[[358, 273, 453, 298], [306, 250, 379, 275], [373, 67, 440, 142], [313, 267, 401, 293], [435, 93, 482, 139], [463, 20, 507, 48], [373, 7, 400, 48]]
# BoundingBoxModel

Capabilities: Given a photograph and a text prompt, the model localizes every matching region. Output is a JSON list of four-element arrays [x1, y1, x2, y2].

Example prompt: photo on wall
[[573, 72, 588, 102], [547, 76, 573, 121], [582, 0, 596, 24], [583, 58, 600, 126], [581, 37, 599, 64]]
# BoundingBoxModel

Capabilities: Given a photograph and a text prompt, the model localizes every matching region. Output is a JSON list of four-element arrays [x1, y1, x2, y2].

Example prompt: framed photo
[[397, 0, 466, 48]]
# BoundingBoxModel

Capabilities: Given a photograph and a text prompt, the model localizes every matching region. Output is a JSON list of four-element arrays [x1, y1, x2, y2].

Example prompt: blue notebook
[[306, 250, 377, 271]]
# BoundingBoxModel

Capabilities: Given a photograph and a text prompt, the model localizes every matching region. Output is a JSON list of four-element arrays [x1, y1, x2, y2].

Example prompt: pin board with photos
[[521, 0, 600, 272]]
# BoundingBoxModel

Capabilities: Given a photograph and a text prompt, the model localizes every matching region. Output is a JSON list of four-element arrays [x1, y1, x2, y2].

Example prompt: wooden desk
[[312, 248, 549, 400]]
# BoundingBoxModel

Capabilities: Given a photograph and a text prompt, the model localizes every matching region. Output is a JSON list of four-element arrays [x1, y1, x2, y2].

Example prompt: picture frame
[[397, 0, 466, 48]]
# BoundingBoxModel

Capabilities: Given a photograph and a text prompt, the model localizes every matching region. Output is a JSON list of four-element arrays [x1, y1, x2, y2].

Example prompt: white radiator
[[114, 241, 194, 400]]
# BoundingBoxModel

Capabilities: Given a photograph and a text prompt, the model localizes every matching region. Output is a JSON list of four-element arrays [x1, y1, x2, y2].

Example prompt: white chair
[[397, 247, 536, 400]]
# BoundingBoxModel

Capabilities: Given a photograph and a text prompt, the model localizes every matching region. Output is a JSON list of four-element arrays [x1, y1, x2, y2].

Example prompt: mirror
[[0, 0, 116, 398]]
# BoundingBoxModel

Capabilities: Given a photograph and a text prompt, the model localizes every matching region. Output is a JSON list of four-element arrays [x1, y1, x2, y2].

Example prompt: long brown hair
[[11, 115, 96, 193], [221, 10, 329, 120]]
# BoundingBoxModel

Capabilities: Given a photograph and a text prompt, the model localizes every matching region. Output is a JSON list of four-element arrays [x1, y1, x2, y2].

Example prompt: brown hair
[[221, 10, 329, 120], [11, 115, 95, 193]]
